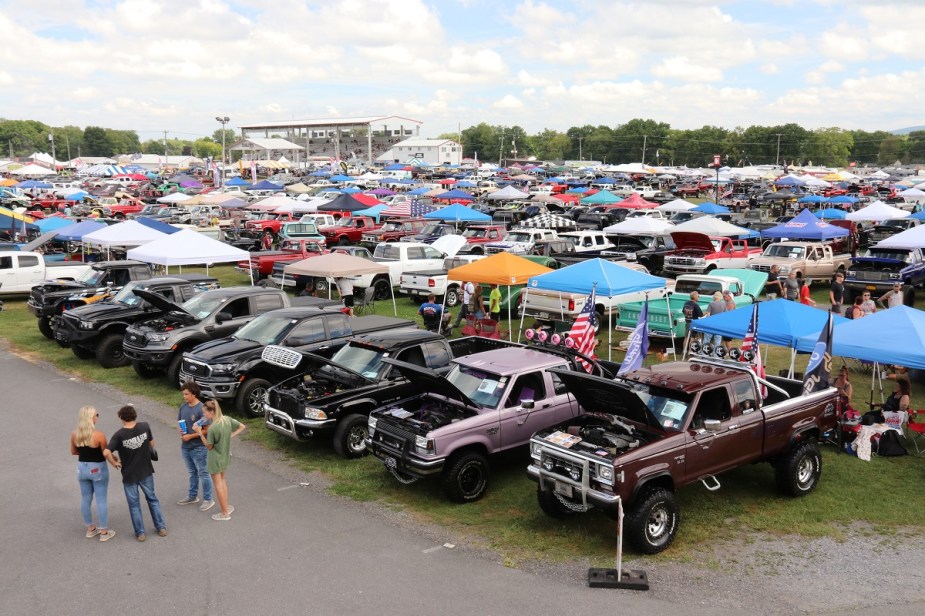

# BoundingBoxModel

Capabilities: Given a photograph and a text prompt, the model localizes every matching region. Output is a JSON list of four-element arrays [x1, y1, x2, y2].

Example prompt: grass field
[[3, 264, 923, 563]]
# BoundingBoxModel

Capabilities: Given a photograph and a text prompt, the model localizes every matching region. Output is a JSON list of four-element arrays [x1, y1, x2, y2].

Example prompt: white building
[[377, 138, 463, 166]]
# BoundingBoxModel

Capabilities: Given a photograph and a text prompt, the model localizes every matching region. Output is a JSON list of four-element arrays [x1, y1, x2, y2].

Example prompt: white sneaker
[[199, 500, 215, 512]]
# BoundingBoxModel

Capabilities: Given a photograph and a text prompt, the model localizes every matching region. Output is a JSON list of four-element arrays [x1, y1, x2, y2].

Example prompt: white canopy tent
[[656, 199, 697, 213], [671, 216, 753, 237], [83, 220, 167, 247], [10, 163, 55, 176], [603, 217, 675, 235], [156, 192, 193, 205], [127, 228, 250, 275], [874, 224, 925, 249], [845, 200, 910, 222]]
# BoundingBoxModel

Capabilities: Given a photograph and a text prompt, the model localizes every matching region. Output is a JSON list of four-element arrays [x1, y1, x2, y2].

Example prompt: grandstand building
[[238, 115, 422, 166]]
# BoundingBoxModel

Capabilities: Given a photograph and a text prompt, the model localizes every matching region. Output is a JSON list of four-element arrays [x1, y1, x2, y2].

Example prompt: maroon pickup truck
[[360, 218, 428, 245], [236, 239, 327, 279], [459, 224, 506, 254], [243, 212, 299, 240], [319, 215, 380, 246], [528, 356, 838, 553]]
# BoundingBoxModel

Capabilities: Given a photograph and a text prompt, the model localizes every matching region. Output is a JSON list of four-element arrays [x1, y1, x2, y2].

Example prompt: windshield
[[867, 249, 910, 261], [445, 365, 508, 408], [763, 244, 805, 259], [462, 227, 488, 238], [674, 279, 722, 295], [421, 223, 441, 235], [381, 222, 401, 231], [112, 281, 146, 306], [334, 218, 355, 228], [78, 268, 108, 286], [329, 344, 387, 379], [630, 383, 693, 432], [233, 314, 293, 344], [505, 232, 531, 242], [181, 293, 226, 319]]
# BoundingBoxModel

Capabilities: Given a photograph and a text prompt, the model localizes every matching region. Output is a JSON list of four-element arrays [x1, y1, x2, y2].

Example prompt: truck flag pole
[[587, 498, 649, 590]]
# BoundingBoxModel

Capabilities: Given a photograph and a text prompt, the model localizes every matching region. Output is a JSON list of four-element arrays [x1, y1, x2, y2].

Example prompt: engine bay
[[380, 398, 474, 434], [540, 413, 651, 460]]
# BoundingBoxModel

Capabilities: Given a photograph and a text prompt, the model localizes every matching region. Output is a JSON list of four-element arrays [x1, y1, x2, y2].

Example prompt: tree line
[[3, 117, 923, 168]]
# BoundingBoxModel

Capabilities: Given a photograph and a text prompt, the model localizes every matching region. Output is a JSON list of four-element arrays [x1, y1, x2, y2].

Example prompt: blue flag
[[618, 301, 649, 376], [802, 311, 834, 394]]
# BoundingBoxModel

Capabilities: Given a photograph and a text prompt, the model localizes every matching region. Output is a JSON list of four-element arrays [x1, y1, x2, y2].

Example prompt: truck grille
[[181, 358, 212, 378], [374, 419, 415, 451], [666, 257, 699, 266], [124, 332, 147, 347], [267, 390, 302, 418], [852, 271, 894, 282], [262, 345, 302, 369], [750, 264, 772, 273]]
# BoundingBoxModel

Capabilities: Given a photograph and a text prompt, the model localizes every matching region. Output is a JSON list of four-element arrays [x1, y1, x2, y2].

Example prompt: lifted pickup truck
[[179, 307, 415, 416], [264, 332, 513, 457], [27, 260, 153, 339], [527, 356, 838, 553], [367, 342, 620, 502], [747, 241, 851, 285], [242, 212, 299, 240], [123, 287, 296, 384], [845, 246, 924, 305], [53, 274, 219, 368], [318, 215, 380, 246], [663, 232, 763, 277], [236, 239, 328, 280], [458, 224, 506, 254]]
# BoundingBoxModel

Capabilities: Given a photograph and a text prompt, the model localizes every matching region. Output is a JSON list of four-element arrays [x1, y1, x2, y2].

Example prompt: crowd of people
[[70, 381, 246, 543]]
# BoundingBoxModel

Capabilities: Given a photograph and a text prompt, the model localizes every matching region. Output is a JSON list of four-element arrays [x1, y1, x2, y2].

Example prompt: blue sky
[[1, 0, 923, 142]]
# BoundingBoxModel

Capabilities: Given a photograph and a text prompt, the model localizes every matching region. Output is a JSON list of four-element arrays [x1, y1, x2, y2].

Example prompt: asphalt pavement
[[0, 346, 719, 616]]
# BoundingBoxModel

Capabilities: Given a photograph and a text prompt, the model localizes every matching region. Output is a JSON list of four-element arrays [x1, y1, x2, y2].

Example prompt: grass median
[[3, 265, 923, 565]]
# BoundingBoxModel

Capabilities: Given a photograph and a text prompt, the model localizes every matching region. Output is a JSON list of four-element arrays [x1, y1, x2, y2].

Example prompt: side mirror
[[216, 311, 233, 323], [520, 399, 535, 410], [704, 419, 721, 432], [285, 337, 304, 347]]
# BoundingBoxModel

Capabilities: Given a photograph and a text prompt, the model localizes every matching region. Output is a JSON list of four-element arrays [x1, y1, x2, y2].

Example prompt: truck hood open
[[669, 231, 714, 252], [132, 289, 197, 321], [429, 234, 467, 257], [382, 358, 477, 407], [710, 268, 768, 297], [547, 368, 665, 431]]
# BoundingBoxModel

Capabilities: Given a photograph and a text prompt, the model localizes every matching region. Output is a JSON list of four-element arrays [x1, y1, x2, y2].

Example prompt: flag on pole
[[740, 303, 766, 395], [567, 288, 598, 373], [250, 159, 257, 183], [618, 301, 648, 376], [802, 311, 834, 395]]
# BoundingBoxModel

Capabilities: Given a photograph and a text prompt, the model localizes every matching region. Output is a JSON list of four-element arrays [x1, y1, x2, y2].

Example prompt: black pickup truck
[[122, 287, 324, 385], [54, 274, 219, 368], [179, 308, 416, 416], [264, 332, 513, 458], [28, 260, 153, 339]]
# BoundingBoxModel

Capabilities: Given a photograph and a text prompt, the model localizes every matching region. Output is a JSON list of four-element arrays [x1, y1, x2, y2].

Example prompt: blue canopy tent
[[909, 210, 925, 221], [64, 190, 90, 202], [691, 299, 848, 376], [17, 180, 52, 189], [407, 187, 430, 196], [434, 188, 474, 201], [798, 195, 827, 204], [353, 204, 389, 222], [522, 258, 667, 359], [826, 195, 858, 205], [760, 208, 849, 240], [691, 202, 730, 214], [35, 217, 74, 232], [250, 180, 283, 191], [329, 174, 355, 182], [135, 217, 180, 234], [775, 176, 806, 187], [54, 220, 107, 241], [814, 208, 847, 220], [423, 203, 491, 223], [225, 177, 251, 187]]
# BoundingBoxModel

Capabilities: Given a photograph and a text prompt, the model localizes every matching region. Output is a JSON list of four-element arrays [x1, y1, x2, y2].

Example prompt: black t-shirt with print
[[108, 422, 155, 484]]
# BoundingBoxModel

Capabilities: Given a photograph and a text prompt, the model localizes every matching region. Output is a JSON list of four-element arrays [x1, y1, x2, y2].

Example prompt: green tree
[[0, 119, 51, 158], [848, 130, 891, 165], [140, 139, 165, 155], [669, 125, 729, 166], [905, 130, 925, 163], [610, 119, 671, 165], [879, 136, 904, 165], [105, 129, 141, 155], [804, 128, 854, 167], [193, 138, 222, 159], [565, 125, 596, 160], [459, 122, 499, 162], [211, 129, 237, 146], [83, 126, 112, 156]]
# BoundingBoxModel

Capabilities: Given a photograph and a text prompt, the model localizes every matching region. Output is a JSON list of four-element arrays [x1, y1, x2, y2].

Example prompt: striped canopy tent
[[85, 164, 128, 177], [518, 213, 577, 229]]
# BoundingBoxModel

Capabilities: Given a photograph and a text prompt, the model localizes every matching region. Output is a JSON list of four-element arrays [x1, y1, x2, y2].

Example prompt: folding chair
[[905, 410, 925, 454], [460, 314, 479, 337], [477, 318, 506, 340], [353, 286, 376, 315]]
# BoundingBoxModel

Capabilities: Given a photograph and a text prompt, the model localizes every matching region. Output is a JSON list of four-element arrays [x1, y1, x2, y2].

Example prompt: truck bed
[[349, 315, 418, 335]]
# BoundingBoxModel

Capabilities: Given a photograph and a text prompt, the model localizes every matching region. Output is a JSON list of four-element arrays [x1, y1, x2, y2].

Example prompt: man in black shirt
[[682, 290, 704, 340], [108, 405, 166, 542], [829, 272, 845, 314]]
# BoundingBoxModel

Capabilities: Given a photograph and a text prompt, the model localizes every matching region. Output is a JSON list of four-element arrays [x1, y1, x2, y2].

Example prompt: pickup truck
[[0, 252, 93, 297], [863, 218, 921, 247], [235, 239, 328, 280], [458, 224, 506, 254], [485, 228, 559, 255], [663, 232, 764, 276], [747, 241, 851, 285], [264, 332, 513, 457], [369, 235, 467, 300], [361, 218, 428, 245], [366, 342, 621, 502], [277, 221, 324, 243], [269, 245, 373, 294], [527, 355, 838, 553], [52, 274, 219, 368], [179, 307, 415, 416], [600, 233, 676, 275], [242, 212, 300, 240], [615, 269, 767, 339], [520, 261, 667, 325], [122, 287, 298, 385], [298, 213, 337, 228], [400, 254, 485, 307], [27, 260, 154, 339], [845, 246, 924, 306], [319, 216, 381, 246], [400, 222, 456, 244]]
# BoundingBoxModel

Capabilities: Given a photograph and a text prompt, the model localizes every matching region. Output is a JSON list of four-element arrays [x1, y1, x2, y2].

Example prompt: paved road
[[0, 347, 719, 616]]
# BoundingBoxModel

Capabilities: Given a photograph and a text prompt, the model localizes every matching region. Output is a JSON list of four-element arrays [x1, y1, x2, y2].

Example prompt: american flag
[[567, 288, 598, 373], [380, 202, 436, 217], [742, 303, 758, 352]]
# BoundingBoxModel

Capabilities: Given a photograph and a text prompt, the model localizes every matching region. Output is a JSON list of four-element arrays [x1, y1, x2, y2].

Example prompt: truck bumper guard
[[264, 405, 336, 441]]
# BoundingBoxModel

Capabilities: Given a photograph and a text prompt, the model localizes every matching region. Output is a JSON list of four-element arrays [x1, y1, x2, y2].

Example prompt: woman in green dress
[[193, 400, 246, 521]]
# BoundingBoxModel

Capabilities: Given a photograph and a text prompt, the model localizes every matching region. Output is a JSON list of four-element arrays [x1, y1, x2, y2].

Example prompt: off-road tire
[[775, 440, 822, 497], [333, 413, 369, 458], [236, 378, 271, 417], [536, 487, 575, 519], [97, 333, 130, 368], [71, 344, 96, 360], [441, 451, 490, 503], [903, 287, 915, 307], [132, 360, 162, 379], [37, 317, 54, 340], [625, 487, 680, 554], [337, 236, 350, 246]]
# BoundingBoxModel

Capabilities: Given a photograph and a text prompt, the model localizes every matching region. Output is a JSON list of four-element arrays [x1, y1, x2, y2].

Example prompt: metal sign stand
[[587, 499, 649, 590]]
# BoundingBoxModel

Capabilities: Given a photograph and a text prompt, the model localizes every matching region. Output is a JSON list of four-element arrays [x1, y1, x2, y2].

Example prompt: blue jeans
[[181, 445, 212, 501], [77, 461, 109, 529], [709, 334, 724, 349], [123, 474, 166, 537]]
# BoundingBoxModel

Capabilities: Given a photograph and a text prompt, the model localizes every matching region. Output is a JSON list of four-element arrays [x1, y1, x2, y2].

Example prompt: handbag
[[150, 447, 159, 461]]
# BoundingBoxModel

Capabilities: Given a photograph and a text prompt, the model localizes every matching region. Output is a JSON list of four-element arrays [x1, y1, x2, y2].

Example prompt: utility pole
[[215, 116, 230, 187], [48, 132, 56, 168], [775, 133, 782, 166], [66, 135, 71, 161], [163, 130, 169, 163], [578, 136, 583, 161], [641, 135, 648, 164], [498, 129, 505, 165]]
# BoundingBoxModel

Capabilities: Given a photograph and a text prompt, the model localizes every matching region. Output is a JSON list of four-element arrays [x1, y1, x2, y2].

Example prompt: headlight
[[597, 464, 614, 484], [625, 252, 637, 260], [306, 408, 327, 420], [367, 416, 377, 437], [530, 442, 542, 458], [78, 320, 95, 330], [414, 435, 435, 455], [779, 266, 791, 273], [846, 270, 856, 277], [210, 363, 236, 374], [147, 333, 170, 342], [889, 273, 901, 280]]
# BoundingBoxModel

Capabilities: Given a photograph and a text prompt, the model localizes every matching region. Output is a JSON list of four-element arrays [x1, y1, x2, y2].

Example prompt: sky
[[1, 0, 923, 143]]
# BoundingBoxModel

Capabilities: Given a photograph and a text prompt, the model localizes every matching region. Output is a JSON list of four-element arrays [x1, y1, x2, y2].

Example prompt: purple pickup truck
[[366, 345, 619, 503]]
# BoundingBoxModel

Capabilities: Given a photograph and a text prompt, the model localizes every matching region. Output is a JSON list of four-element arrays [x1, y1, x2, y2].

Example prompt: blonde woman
[[193, 400, 246, 521], [69, 406, 117, 541]]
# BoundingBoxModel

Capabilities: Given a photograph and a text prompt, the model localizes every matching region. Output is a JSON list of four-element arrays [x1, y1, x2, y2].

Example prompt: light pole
[[215, 116, 230, 186], [48, 133, 56, 169]]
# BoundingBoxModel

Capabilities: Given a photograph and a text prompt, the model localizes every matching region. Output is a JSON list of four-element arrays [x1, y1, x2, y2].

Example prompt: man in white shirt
[[336, 277, 354, 316], [454, 280, 475, 327], [878, 283, 905, 309]]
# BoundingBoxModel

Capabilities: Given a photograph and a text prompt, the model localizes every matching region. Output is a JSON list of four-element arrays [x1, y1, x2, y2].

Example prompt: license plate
[[54, 331, 67, 341], [554, 481, 573, 497], [866, 285, 877, 290], [538, 311, 549, 320]]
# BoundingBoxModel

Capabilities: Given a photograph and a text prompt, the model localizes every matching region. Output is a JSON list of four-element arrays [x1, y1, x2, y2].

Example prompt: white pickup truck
[[0, 252, 93, 295], [399, 254, 485, 307], [485, 228, 558, 255], [369, 235, 467, 299], [519, 261, 668, 324]]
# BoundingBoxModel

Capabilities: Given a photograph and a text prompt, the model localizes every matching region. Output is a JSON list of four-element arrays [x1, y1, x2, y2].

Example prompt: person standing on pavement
[[108, 405, 167, 542], [194, 400, 246, 522], [829, 272, 845, 314], [70, 405, 117, 542], [176, 381, 214, 512]]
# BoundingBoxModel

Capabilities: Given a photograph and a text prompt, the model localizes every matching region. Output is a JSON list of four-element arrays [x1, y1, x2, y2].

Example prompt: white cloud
[[652, 57, 723, 82], [761, 63, 780, 75], [493, 95, 523, 110]]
